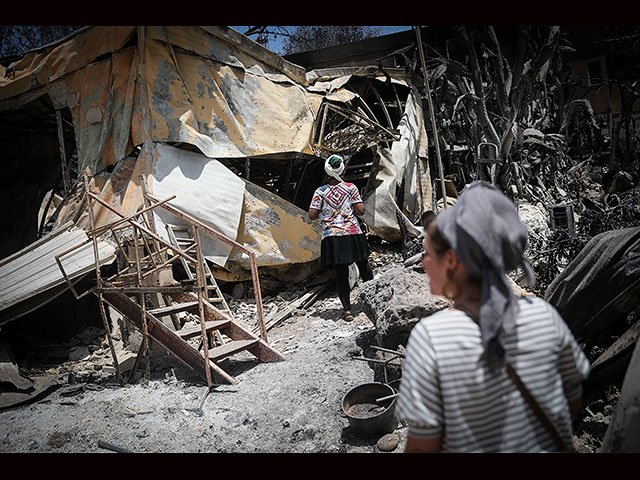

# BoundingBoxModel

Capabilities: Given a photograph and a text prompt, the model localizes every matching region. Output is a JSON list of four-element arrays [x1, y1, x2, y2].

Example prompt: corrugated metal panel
[[69, 142, 322, 272], [148, 143, 246, 267], [0, 224, 116, 326]]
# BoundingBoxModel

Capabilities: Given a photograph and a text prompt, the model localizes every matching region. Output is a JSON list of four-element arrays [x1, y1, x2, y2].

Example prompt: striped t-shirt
[[309, 182, 363, 238], [395, 296, 590, 452]]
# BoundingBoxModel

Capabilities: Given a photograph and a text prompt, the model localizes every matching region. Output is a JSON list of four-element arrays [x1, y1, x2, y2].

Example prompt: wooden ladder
[[166, 224, 233, 319]]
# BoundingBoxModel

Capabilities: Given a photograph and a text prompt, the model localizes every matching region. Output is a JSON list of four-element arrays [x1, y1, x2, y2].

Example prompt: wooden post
[[56, 110, 71, 195]]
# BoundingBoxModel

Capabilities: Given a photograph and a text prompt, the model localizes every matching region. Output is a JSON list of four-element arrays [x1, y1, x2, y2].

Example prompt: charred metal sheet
[[231, 181, 322, 270], [67, 155, 148, 232], [0, 222, 116, 326], [151, 26, 308, 86], [361, 89, 431, 241], [63, 49, 141, 174], [147, 143, 245, 267], [142, 35, 322, 159], [0, 27, 136, 102]]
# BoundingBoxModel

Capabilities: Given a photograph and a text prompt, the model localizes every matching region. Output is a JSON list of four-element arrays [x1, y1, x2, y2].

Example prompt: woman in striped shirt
[[396, 182, 590, 453]]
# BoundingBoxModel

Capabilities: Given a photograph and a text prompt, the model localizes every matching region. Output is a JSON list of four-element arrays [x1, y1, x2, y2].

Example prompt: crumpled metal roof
[[0, 26, 320, 175], [0, 223, 116, 326], [0, 26, 432, 276]]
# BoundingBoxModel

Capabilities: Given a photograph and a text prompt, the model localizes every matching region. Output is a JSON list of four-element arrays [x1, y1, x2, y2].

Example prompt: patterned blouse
[[310, 182, 364, 239]]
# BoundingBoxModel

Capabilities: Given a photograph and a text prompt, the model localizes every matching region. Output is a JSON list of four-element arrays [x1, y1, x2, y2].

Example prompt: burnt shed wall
[[0, 96, 67, 258]]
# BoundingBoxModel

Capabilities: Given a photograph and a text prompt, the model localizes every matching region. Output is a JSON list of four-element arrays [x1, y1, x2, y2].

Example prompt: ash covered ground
[[0, 244, 614, 454]]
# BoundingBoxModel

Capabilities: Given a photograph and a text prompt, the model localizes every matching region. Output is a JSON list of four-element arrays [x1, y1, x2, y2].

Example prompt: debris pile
[[1, 25, 640, 452]]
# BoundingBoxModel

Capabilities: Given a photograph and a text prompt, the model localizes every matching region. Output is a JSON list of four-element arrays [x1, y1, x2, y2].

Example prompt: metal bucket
[[342, 382, 398, 439]]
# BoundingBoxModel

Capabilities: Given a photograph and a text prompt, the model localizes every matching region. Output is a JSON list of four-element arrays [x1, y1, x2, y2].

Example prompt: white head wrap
[[324, 155, 345, 183]]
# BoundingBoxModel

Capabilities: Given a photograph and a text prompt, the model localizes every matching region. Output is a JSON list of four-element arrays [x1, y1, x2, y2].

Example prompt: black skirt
[[321, 234, 370, 265]]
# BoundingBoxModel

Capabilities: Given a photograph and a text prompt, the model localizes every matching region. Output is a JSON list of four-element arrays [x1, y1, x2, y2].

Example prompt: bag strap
[[505, 363, 574, 453]]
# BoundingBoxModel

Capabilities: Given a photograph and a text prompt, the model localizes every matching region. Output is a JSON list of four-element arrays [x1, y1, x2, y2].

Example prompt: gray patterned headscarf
[[435, 181, 535, 368]]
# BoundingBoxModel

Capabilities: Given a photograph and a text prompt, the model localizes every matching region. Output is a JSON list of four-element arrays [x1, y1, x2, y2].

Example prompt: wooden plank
[[177, 320, 231, 340], [96, 286, 192, 294], [148, 301, 199, 317], [253, 284, 326, 335], [208, 339, 259, 361]]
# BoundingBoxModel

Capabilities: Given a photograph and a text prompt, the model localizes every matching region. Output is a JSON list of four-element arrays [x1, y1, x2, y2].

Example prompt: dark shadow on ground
[[339, 425, 380, 448]]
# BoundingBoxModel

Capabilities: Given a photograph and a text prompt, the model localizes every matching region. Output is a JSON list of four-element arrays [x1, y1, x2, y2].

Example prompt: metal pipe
[[414, 26, 447, 210], [88, 194, 177, 238], [132, 224, 151, 382], [87, 192, 198, 265], [376, 393, 400, 403], [351, 356, 403, 367], [371, 345, 405, 357], [194, 226, 213, 387], [82, 174, 123, 385], [56, 110, 71, 195], [249, 251, 267, 342], [54, 239, 95, 299], [139, 175, 165, 262]]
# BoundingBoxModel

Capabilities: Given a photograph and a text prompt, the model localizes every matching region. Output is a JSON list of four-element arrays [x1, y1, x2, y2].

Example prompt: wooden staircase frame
[[56, 174, 284, 387]]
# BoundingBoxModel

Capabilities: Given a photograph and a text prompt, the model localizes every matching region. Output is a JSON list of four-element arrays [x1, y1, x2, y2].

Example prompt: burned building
[[0, 26, 432, 393]]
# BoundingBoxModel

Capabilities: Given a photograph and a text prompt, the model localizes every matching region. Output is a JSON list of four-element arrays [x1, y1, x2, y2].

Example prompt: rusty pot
[[342, 382, 398, 439]]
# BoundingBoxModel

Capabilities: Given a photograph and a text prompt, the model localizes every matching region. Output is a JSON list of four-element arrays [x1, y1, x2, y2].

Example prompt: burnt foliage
[[407, 26, 640, 292], [0, 26, 85, 60]]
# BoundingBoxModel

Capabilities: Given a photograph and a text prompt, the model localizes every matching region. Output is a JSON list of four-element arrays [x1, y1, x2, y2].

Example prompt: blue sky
[[230, 26, 412, 55]]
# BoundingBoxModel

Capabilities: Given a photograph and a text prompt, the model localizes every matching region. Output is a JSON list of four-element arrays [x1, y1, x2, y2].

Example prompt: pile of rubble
[[0, 224, 636, 452]]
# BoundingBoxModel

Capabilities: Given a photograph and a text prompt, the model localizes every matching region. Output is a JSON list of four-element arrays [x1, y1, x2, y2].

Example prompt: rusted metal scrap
[[56, 175, 284, 388]]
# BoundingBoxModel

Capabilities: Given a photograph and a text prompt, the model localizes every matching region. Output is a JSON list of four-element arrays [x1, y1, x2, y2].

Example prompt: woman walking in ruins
[[396, 181, 590, 453], [308, 155, 374, 321]]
